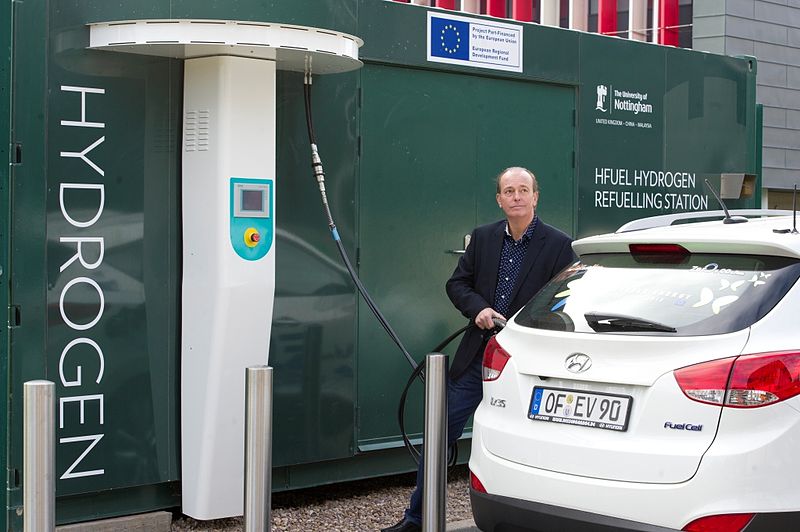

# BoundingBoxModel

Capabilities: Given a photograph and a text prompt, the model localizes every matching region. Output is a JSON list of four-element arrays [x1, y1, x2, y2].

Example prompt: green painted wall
[[1, 1, 12, 530], [357, 64, 574, 448], [3, 0, 760, 527], [9, 0, 49, 527], [577, 41, 757, 236], [358, 1, 759, 237], [271, 72, 358, 469]]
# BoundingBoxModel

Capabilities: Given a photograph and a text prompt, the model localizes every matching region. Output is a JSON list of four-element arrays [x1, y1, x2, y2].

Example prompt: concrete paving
[[56, 511, 171, 532], [447, 518, 480, 531]]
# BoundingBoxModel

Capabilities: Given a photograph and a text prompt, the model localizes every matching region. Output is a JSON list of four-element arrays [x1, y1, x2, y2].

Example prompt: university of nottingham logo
[[596, 84, 608, 112]]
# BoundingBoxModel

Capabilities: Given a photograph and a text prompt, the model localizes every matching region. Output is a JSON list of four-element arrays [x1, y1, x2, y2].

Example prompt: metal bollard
[[24, 380, 55, 532], [422, 353, 448, 532], [244, 366, 273, 532]]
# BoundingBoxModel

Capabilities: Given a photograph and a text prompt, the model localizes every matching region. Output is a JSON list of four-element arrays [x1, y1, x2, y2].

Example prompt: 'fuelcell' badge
[[664, 422, 703, 431]]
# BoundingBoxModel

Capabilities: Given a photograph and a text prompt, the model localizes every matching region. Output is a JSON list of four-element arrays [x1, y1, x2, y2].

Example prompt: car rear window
[[515, 253, 800, 336]]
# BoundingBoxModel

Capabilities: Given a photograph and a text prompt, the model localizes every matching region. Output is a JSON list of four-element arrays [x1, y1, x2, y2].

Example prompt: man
[[382, 167, 575, 532]]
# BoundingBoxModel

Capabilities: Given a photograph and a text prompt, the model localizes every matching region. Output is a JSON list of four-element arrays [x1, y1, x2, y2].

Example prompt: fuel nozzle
[[309, 143, 335, 230], [310, 143, 325, 185]]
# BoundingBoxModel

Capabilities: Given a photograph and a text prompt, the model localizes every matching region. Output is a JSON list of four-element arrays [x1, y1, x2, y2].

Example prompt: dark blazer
[[445, 218, 575, 379]]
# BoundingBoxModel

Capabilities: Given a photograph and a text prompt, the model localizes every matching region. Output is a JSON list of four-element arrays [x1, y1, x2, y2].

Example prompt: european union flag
[[430, 16, 469, 61]]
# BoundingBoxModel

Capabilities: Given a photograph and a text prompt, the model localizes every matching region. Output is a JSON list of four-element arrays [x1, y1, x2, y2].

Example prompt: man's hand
[[475, 307, 505, 330]]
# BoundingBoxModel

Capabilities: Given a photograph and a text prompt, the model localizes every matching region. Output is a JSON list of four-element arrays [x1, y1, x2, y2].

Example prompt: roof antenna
[[704, 179, 748, 224], [773, 184, 798, 234]]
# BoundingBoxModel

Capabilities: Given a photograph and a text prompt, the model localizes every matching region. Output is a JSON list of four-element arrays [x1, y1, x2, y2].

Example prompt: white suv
[[469, 210, 800, 532]]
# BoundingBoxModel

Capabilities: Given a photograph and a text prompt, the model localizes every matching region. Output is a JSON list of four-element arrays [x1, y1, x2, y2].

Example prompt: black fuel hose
[[302, 73, 419, 373], [302, 71, 505, 466], [398, 323, 472, 465], [398, 318, 505, 465], [303, 74, 428, 464]]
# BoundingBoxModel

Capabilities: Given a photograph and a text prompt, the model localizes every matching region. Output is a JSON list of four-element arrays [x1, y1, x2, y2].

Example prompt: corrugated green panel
[[59, 0, 171, 25], [170, 0, 358, 34], [357, 0, 579, 84], [575, 34, 667, 237], [575, 34, 758, 237], [271, 71, 358, 466], [357, 64, 478, 446], [745, 56, 761, 207], [357, 64, 575, 446], [5, 2, 182, 522], [520, 24, 579, 85], [273, 439, 470, 491], [666, 51, 758, 210], [58, 0, 358, 50], [664, 49, 750, 173], [62, 0, 357, 33], [755, 103, 763, 207], [474, 79, 575, 232], [9, 0, 50, 520], [45, 38, 182, 499], [0, 0, 12, 530]]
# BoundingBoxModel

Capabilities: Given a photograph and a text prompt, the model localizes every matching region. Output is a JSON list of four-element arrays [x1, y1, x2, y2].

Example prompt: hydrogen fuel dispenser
[[89, 19, 362, 519]]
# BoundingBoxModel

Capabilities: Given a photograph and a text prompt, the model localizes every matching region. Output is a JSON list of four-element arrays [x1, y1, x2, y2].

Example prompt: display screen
[[233, 181, 270, 218], [241, 189, 264, 212]]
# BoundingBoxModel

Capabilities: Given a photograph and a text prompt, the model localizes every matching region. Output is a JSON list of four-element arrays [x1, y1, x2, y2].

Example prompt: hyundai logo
[[565, 353, 592, 373]]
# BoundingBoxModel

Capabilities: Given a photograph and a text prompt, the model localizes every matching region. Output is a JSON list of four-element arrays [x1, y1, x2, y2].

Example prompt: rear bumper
[[470, 400, 800, 529], [470, 489, 673, 532], [471, 489, 800, 532]]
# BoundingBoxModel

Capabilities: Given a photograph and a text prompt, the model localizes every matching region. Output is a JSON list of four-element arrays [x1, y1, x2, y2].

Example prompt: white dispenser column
[[180, 55, 276, 519]]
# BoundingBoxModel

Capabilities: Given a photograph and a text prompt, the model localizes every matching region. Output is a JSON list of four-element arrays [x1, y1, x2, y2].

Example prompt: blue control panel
[[229, 177, 273, 260]]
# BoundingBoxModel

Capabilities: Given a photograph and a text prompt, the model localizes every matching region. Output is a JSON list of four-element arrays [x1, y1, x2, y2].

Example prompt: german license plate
[[529, 387, 632, 432]]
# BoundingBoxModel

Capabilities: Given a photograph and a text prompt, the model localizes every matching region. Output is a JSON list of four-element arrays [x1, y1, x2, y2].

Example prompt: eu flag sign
[[429, 16, 469, 61], [427, 12, 523, 73]]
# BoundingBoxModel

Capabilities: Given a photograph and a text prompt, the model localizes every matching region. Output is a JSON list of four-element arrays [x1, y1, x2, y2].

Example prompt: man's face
[[496, 170, 538, 222]]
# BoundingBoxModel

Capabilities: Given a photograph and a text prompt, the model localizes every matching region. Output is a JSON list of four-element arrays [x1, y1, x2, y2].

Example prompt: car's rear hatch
[[480, 248, 800, 484], [481, 327, 748, 483]]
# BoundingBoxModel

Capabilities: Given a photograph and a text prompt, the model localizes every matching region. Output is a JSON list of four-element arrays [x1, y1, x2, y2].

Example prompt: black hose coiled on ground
[[398, 324, 472, 465]]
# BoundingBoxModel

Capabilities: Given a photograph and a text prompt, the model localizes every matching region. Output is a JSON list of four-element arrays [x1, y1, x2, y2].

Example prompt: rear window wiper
[[584, 312, 677, 333]]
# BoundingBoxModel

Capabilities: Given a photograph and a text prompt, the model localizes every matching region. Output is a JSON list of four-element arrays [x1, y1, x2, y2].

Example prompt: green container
[[1, 0, 759, 528]]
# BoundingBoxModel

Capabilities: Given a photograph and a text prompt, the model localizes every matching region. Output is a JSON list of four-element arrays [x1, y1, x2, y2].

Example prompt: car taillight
[[469, 470, 487, 493], [727, 352, 800, 407], [674, 351, 800, 408], [629, 243, 690, 264], [482, 336, 510, 382], [682, 513, 754, 531], [629, 243, 689, 255], [674, 357, 735, 405]]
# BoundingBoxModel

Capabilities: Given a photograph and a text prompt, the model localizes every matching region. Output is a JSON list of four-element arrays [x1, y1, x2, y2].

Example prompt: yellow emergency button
[[244, 227, 261, 248]]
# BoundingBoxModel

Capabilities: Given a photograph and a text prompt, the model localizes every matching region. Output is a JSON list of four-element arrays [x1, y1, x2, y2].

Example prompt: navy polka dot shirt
[[493, 216, 539, 317]]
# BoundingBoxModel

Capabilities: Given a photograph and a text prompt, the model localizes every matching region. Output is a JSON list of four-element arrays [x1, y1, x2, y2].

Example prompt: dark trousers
[[403, 353, 484, 525]]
